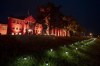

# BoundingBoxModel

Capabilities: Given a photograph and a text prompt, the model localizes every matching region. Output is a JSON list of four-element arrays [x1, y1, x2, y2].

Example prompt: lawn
[[1, 35, 98, 66]]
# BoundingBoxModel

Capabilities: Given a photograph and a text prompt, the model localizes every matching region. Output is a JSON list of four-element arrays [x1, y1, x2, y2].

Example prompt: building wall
[[0, 16, 70, 36], [0, 24, 7, 35], [7, 17, 24, 35], [24, 16, 36, 35], [7, 16, 36, 35]]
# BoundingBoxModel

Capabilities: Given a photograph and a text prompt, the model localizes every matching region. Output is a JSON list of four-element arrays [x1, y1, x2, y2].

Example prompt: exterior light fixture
[[19, 33, 21, 35], [23, 57, 27, 60], [28, 29, 32, 32], [89, 33, 92, 36], [76, 48, 78, 50], [50, 49, 53, 52], [15, 33, 18, 35], [65, 52, 68, 54], [12, 33, 14, 35], [46, 63, 48, 66]]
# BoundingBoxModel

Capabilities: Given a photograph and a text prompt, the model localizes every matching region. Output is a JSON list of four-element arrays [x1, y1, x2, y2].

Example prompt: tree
[[62, 16, 84, 36], [37, 2, 64, 28], [36, 2, 85, 36]]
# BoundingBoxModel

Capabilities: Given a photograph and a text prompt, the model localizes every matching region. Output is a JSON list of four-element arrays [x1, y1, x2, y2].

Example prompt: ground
[[0, 35, 100, 66]]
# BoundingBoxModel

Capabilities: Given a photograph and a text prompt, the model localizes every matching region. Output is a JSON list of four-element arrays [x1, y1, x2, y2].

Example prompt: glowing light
[[39, 58, 56, 66], [50, 49, 53, 52], [15, 33, 18, 35], [12, 33, 14, 35], [24, 57, 27, 60], [46, 63, 48, 66], [65, 52, 68, 54], [11, 56, 36, 66], [19, 33, 21, 35], [76, 48, 78, 50], [46, 49, 57, 58], [28, 29, 32, 32], [89, 33, 92, 36]]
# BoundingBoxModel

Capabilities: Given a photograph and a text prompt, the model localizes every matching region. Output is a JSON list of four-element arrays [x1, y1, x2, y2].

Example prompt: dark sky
[[0, 0, 100, 35]]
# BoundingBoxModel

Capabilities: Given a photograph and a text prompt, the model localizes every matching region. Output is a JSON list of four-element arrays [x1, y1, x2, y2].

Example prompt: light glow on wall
[[12, 33, 14, 35], [0, 16, 70, 36], [19, 33, 22, 35]]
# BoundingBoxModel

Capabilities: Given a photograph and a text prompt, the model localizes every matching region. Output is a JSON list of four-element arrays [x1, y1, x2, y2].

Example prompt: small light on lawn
[[24, 57, 27, 60], [46, 63, 48, 66], [66, 52, 68, 54], [50, 49, 53, 52], [76, 48, 78, 50]]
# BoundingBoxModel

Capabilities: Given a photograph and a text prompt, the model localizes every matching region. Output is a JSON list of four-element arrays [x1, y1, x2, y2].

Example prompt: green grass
[[0, 36, 99, 66]]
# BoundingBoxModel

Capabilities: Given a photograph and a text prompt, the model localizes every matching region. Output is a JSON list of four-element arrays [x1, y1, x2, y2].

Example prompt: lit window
[[12, 33, 14, 35], [15, 33, 18, 35], [19, 33, 22, 35]]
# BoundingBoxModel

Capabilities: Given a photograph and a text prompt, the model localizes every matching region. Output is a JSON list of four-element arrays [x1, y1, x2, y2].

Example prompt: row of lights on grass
[[10, 38, 96, 66]]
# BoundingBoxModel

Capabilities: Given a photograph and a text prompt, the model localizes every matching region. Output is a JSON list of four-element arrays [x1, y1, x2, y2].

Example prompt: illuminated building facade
[[7, 17, 24, 35], [0, 15, 70, 37], [7, 16, 36, 35], [0, 24, 8, 35]]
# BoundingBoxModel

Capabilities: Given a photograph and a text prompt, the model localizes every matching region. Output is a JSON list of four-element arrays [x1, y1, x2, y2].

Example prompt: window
[[15, 33, 18, 35], [12, 33, 14, 35], [16, 28, 18, 30], [19, 33, 21, 35], [2, 26, 7, 30], [17, 22, 19, 24]]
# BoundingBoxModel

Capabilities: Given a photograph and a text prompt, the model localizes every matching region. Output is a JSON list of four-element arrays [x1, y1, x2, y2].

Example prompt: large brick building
[[7, 16, 37, 35], [0, 15, 70, 37]]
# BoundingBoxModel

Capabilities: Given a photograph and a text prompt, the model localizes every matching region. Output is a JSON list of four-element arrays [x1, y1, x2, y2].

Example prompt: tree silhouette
[[37, 2, 64, 28], [36, 2, 85, 36]]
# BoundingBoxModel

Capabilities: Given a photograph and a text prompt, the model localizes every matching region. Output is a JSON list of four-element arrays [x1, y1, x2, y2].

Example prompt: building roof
[[24, 15, 36, 23]]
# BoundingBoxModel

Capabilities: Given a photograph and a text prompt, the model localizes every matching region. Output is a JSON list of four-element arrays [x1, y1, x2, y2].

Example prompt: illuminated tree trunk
[[44, 16, 50, 35]]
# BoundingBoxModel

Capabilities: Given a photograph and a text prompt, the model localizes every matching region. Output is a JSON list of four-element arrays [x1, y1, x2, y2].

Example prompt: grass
[[0, 35, 99, 66]]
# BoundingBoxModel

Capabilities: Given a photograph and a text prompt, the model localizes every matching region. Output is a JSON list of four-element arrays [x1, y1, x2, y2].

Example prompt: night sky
[[0, 0, 100, 35]]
